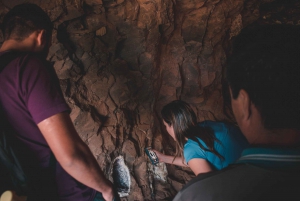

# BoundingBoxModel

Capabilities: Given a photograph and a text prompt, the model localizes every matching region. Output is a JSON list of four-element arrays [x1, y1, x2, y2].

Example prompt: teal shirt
[[183, 121, 249, 170]]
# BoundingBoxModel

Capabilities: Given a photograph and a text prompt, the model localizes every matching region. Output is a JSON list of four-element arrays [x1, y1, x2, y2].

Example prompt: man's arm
[[37, 112, 114, 201]]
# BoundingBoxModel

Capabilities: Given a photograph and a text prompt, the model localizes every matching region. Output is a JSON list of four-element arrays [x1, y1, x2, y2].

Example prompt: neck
[[0, 31, 42, 53], [250, 128, 300, 147], [244, 104, 300, 147], [0, 39, 36, 53]]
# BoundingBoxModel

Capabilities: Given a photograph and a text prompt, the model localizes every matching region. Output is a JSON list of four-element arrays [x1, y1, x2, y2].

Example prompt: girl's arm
[[187, 158, 212, 175], [151, 149, 188, 167], [152, 149, 213, 175]]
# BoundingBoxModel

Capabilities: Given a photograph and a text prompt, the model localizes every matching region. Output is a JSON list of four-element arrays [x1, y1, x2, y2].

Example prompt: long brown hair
[[161, 100, 224, 161]]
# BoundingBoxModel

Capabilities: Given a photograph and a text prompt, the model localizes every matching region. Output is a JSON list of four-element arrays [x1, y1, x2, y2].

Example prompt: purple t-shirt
[[0, 52, 96, 200]]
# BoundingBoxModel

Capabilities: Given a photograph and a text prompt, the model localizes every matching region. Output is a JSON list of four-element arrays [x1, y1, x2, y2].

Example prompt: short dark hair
[[226, 24, 300, 130], [2, 3, 53, 41]]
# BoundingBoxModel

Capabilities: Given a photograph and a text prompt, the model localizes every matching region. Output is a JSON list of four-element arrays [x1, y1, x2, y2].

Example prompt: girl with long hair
[[152, 100, 248, 175]]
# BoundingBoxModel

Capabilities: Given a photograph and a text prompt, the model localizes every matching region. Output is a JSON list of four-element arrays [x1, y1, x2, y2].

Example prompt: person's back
[[173, 24, 300, 201], [0, 3, 116, 201], [184, 120, 248, 170], [0, 52, 95, 200], [154, 100, 248, 176], [175, 162, 300, 201]]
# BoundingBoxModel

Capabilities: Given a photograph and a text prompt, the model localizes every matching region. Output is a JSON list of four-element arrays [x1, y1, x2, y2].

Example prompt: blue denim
[[93, 192, 105, 201], [93, 192, 117, 201]]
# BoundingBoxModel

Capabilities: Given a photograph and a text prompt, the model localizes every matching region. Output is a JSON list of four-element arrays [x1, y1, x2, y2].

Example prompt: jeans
[[93, 192, 105, 201], [93, 192, 119, 201]]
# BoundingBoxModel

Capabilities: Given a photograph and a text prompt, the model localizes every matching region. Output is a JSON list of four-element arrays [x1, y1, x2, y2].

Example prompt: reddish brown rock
[[0, 0, 299, 200]]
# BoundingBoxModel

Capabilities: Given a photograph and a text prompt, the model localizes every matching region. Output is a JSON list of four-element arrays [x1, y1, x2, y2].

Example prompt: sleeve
[[20, 54, 70, 124], [184, 139, 207, 164]]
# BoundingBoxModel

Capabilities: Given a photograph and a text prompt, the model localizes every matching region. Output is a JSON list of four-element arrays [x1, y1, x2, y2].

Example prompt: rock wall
[[0, 0, 299, 200]]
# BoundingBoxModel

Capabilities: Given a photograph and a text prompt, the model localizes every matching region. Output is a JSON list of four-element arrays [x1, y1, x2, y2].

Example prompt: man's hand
[[102, 183, 121, 201], [101, 181, 114, 201]]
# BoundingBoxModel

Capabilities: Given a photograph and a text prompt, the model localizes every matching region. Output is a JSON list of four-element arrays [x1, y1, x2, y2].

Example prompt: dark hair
[[226, 24, 300, 130], [161, 100, 223, 161], [2, 3, 53, 41]]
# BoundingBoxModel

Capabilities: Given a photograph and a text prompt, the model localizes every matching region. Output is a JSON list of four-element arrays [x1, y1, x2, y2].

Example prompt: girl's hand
[[150, 149, 187, 167], [151, 149, 165, 163]]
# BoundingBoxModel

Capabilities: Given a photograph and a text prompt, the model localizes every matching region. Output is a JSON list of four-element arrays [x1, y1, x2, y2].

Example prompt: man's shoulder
[[0, 51, 40, 60], [179, 163, 242, 190], [0, 51, 46, 73], [173, 163, 300, 201], [18, 52, 46, 66]]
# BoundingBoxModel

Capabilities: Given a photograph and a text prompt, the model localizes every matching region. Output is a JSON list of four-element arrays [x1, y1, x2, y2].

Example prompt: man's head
[[1, 3, 53, 56], [226, 24, 300, 142]]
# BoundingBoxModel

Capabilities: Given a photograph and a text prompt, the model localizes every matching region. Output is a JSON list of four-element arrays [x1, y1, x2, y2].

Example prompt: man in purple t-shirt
[[0, 3, 115, 201]]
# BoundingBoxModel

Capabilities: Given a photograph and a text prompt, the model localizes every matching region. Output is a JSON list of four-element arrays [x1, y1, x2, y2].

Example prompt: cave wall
[[0, 0, 299, 200]]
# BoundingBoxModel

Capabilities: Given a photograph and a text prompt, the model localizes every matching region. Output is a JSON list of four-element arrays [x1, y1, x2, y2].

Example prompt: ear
[[237, 89, 251, 121], [36, 30, 46, 47]]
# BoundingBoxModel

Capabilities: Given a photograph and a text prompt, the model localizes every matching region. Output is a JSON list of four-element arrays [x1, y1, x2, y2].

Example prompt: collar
[[236, 147, 300, 168]]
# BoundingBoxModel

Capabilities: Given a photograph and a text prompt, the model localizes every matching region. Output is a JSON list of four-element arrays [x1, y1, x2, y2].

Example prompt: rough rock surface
[[0, 0, 299, 200]]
